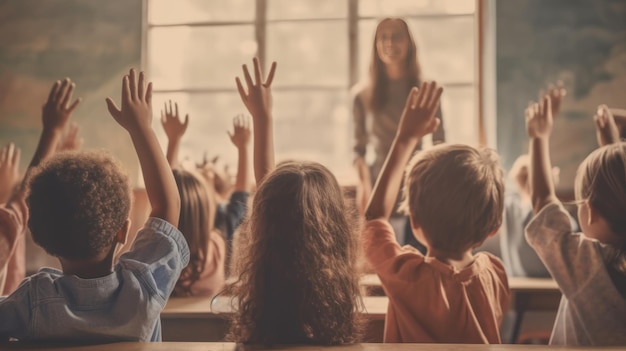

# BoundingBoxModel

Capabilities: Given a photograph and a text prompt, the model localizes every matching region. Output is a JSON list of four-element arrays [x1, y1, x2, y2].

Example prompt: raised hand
[[161, 100, 189, 142], [105, 69, 153, 133], [594, 105, 620, 147], [0, 143, 20, 203], [541, 81, 566, 117], [42, 78, 81, 132], [526, 95, 553, 139], [396, 81, 444, 141], [235, 57, 277, 120], [228, 114, 252, 149], [57, 122, 84, 152]]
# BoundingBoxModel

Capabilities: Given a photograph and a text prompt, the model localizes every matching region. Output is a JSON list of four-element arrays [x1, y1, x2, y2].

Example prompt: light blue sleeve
[[0, 282, 32, 340], [117, 218, 190, 304]]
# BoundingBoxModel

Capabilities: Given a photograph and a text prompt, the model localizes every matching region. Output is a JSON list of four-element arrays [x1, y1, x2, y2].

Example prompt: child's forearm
[[165, 138, 181, 169], [29, 129, 62, 171], [252, 116, 275, 185], [234, 146, 250, 192], [366, 137, 419, 220], [131, 127, 180, 226], [529, 137, 558, 213]]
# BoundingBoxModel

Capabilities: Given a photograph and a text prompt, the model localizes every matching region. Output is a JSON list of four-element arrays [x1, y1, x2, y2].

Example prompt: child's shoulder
[[5, 268, 65, 300], [473, 252, 507, 277]]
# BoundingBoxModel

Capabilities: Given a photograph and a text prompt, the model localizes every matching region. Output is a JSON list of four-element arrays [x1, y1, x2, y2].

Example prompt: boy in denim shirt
[[0, 70, 189, 342]]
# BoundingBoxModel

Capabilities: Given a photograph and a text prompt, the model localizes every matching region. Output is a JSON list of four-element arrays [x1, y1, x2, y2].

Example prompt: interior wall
[[496, 0, 626, 190]]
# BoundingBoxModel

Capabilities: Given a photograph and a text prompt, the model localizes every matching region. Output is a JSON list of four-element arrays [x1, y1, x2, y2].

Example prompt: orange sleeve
[[362, 219, 404, 270]]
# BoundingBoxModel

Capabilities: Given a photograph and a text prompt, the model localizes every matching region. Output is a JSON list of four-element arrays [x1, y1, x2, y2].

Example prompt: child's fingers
[[242, 64, 254, 88], [0, 145, 8, 165], [542, 95, 551, 117], [105, 98, 122, 119], [128, 69, 138, 101], [47, 81, 60, 104], [175, 102, 179, 118], [168, 100, 173, 116], [67, 98, 81, 114], [420, 81, 436, 108], [184, 114, 189, 128], [235, 77, 247, 100], [54, 78, 70, 105], [122, 76, 131, 104], [138, 71, 145, 100], [61, 82, 75, 109], [594, 113, 605, 129], [427, 86, 444, 112], [264, 61, 277, 87], [146, 82, 153, 104], [11, 147, 20, 169], [406, 87, 419, 109], [253, 57, 262, 85], [414, 82, 428, 108]]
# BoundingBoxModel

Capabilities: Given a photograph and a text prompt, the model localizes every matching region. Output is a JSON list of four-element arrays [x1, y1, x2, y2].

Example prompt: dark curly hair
[[227, 161, 364, 345], [27, 151, 131, 260]]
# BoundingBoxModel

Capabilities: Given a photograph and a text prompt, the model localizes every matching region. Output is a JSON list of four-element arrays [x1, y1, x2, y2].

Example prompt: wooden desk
[[161, 296, 388, 342], [161, 277, 561, 343], [2, 342, 624, 351]]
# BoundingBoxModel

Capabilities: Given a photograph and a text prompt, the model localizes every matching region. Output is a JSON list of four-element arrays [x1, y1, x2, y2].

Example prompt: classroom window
[[146, 0, 477, 182]]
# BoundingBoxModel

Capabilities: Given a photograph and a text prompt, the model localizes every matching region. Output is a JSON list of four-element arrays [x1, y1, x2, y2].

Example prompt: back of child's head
[[27, 151, 131, 261], [575, 142, 626, 249], [229, 160, 362, 345], [172, 168, 217, 296], [402, 144, 504, 254]]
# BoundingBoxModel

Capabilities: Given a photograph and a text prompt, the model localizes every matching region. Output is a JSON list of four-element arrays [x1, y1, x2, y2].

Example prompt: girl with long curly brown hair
[[227, 58, 363, 345]]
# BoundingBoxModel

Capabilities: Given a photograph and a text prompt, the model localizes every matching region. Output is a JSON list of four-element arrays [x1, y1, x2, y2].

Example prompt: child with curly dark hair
[[0, 70, 188, 342], [226, 58, 364, 345]]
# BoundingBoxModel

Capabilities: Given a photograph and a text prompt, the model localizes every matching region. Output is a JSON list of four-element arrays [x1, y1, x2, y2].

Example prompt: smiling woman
[[352, 18, 445, 245]]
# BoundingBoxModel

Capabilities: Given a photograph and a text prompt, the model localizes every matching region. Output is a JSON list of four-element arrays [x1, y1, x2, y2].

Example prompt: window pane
[[272, 90, 352, 179], [148, 26, 256, 90], [151, 92, 246, 169], [358, 17, 474, 84], [267, 22, 348, 86], [267, 0, 347, 20], [148, 0, 254, 25], [440, 85, 477, 145], [359, 0, 475, 17]]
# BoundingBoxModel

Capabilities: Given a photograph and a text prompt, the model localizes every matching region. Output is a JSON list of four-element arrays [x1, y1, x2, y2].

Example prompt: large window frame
[[144, 0, 484, 182]]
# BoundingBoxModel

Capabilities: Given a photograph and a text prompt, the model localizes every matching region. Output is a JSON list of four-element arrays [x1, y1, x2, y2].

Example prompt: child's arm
[[365, 82, 443, 221], [0, 144, 21, 204], [56, 122, 84, 152], [106, 69, 180, 226], [0, 79, 80, 295], [161, 100, 189, 168], [594, 105, 620, 147], [527, 95, 560, 214], [235, 57, 277, 185], [354, 157, 372, 217], [228, 114, 252, 192]]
